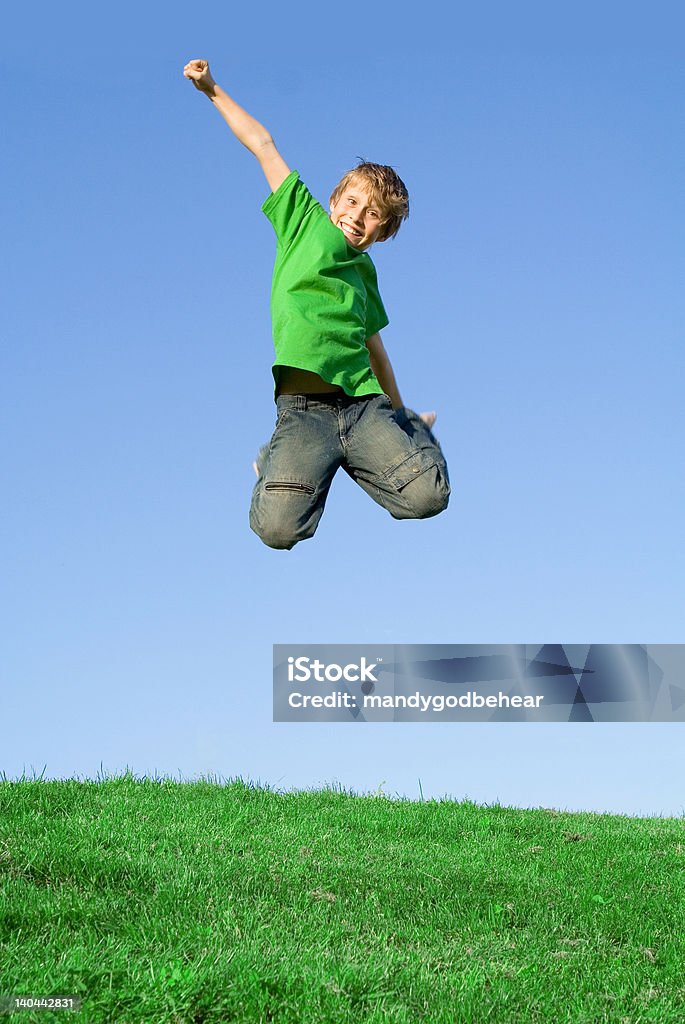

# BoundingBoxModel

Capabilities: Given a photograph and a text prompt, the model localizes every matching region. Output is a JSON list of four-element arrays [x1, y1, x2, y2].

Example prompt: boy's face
[[329, 181, 384, 250]]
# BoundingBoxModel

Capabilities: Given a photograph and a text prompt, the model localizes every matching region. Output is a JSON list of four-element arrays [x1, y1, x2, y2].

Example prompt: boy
[[184, 59, 450, 550]]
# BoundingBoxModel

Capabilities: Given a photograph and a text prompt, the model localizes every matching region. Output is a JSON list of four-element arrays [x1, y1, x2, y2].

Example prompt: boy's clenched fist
[[183, 59, 216, 94]]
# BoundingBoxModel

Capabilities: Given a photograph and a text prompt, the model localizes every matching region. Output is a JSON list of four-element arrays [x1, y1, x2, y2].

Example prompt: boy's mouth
[[339, 221, 363, 243]]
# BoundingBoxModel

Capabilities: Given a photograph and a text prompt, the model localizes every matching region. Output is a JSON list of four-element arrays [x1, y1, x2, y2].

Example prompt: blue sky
[[3, 2, 684, 815]]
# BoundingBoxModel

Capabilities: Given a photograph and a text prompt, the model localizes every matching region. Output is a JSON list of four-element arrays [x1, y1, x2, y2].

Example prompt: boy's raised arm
[[183, 59, 291, 193]]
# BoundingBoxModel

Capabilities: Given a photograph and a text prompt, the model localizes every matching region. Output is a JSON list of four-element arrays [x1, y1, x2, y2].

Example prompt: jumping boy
[[183, 59, 450, 550]]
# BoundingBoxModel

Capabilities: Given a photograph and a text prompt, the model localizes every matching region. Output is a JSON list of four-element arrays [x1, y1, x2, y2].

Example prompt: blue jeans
[[250, 393, 450, 550]]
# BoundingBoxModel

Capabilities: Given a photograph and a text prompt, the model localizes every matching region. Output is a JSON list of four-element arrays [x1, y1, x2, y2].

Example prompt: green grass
[[1, 771, 684, 1023]]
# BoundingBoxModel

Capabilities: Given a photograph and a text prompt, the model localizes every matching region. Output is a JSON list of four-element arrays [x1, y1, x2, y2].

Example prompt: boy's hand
[[183, 59, 216, 95]]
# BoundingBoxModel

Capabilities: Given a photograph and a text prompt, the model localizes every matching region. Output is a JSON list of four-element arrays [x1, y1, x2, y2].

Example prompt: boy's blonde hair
[[329, 161, 410, 242]]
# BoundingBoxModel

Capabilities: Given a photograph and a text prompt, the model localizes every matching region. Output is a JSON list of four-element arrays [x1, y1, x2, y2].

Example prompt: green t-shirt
[[261, 170, 389, 396]]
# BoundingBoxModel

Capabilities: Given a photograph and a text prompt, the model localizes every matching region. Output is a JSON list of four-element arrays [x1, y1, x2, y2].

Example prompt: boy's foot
[[253, 443, 269, 479], [419, 411, 437, 430]]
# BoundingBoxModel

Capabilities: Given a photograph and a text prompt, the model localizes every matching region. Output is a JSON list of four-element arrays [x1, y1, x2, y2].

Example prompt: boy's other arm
[[366, 332, 404, 409], [183, 59, 291, 193]]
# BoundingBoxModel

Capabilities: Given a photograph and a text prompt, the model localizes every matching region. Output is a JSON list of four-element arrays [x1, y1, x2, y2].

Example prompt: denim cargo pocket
[[383, 446, 438, 491]]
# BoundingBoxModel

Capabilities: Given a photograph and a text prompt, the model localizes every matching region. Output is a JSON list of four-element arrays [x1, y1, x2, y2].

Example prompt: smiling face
[[329, 181, 385, 251]]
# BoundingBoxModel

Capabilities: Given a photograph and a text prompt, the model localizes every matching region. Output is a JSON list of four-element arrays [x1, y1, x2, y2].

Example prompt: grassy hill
[[1, 773, 684, 1022]]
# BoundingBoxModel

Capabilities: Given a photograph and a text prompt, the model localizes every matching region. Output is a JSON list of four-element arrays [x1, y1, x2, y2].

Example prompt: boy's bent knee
[[249, 490, 321, 550], [394, 468, 450, 520], [251, 520, 299, 550], [251, 512, 318, 550]]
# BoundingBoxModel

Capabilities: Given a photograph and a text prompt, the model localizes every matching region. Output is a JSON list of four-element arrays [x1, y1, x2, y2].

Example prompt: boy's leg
[[343, 395, 450, 520], [249, 396, 343, 550]]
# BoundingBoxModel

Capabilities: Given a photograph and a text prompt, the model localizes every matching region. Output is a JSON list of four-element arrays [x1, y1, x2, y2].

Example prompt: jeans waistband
[[276, 392, 378, 410]]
